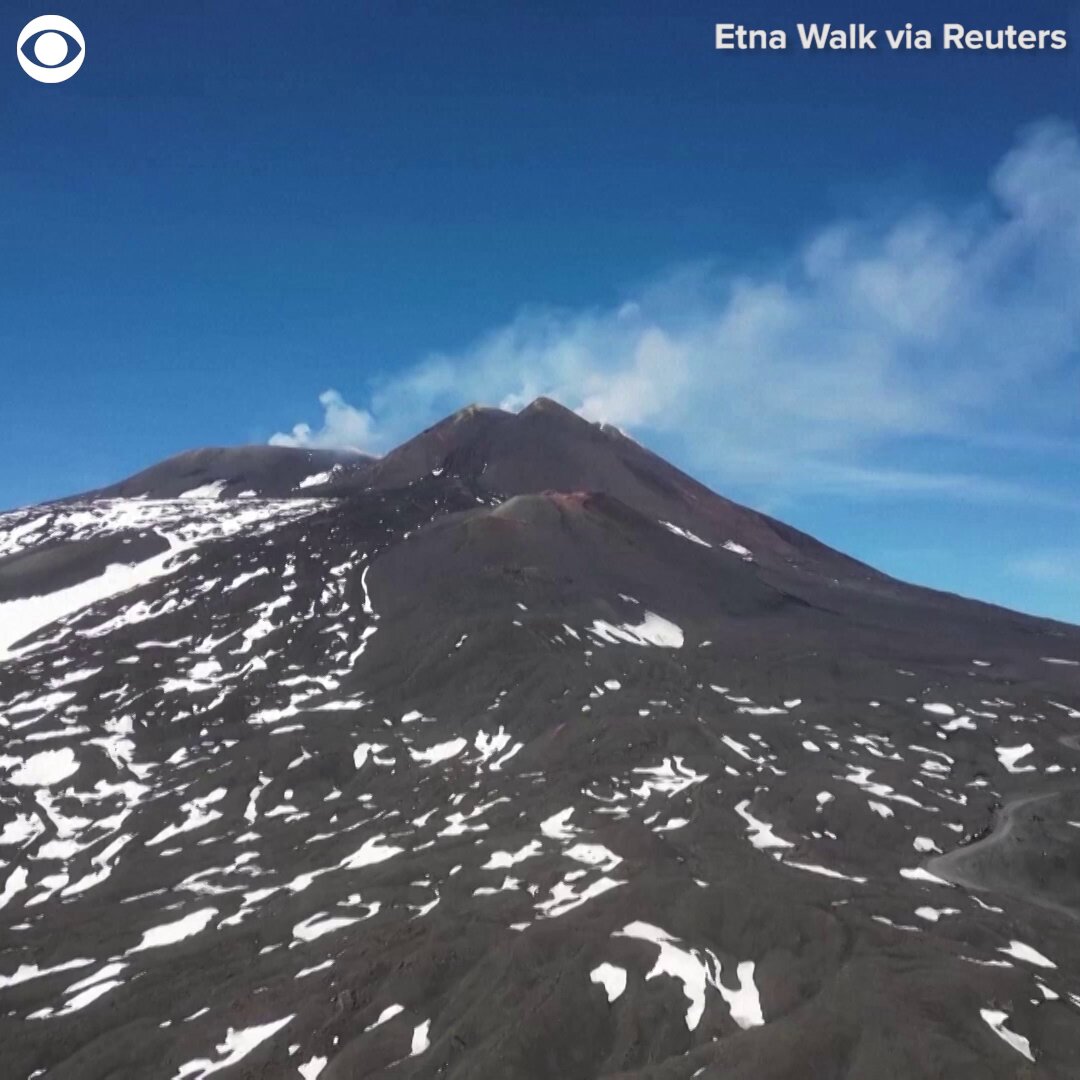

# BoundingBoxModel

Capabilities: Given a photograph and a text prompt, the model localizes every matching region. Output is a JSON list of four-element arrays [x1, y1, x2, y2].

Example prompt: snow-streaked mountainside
[[2, 397, 1080, 1079]]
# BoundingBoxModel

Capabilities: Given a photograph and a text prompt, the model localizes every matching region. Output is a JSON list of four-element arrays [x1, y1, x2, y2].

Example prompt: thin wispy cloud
[[271, 120, 1080, 506], [1011, 550, 1080, 589]]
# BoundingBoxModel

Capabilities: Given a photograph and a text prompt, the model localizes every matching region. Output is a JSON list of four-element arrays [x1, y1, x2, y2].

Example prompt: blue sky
[[3, 0, 1080, 622]]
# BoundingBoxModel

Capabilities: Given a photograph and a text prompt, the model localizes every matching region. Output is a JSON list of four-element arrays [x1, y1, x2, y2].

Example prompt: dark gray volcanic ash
[[1, 399, 1080, 1079], [81, 445, 374, 501]]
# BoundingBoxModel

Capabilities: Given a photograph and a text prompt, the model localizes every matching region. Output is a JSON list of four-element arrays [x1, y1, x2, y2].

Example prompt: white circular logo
[[17, 15, 85, 83]]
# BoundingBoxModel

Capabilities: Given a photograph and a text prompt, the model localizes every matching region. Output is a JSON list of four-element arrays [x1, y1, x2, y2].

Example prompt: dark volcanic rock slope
[[2, 401, 1080, 1080]]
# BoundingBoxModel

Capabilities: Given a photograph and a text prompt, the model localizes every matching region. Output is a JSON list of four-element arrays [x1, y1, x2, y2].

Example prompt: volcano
[[2, 398, 1080, 1079]]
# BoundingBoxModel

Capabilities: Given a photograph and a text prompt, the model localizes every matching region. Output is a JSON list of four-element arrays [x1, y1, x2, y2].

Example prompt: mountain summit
[[2, 399, 1080, 1078]]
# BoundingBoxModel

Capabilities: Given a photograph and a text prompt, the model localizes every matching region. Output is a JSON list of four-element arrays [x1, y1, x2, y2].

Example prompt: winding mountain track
[[928, 733, 1080, 923]]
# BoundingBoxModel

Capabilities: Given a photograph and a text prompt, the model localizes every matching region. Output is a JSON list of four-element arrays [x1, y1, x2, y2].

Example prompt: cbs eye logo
[[17, 15, 85, 83]]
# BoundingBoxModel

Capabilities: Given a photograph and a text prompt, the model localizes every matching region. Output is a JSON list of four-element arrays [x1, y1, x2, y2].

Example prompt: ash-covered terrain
[[2, 397, 1080, 1079]]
